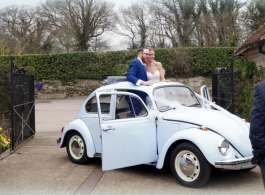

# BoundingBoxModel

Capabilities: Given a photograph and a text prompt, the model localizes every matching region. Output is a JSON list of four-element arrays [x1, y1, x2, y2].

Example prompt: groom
[[127, 48, 153, 86], [126, 48, 153, 116], [249, 80, 265, 188]]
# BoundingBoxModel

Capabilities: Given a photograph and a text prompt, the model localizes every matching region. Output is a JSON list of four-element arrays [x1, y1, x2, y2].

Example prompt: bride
[[145, 47, 167, 83], [145, 47, 168, 109]]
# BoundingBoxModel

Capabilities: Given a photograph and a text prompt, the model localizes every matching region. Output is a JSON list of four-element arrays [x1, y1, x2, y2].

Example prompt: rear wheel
[[66, 131, 90, 164], [170, 142, 211, 188]]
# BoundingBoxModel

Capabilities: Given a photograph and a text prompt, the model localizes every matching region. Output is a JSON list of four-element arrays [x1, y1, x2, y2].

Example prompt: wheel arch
[[60, 119, 96, 158], [156, 128, 224, 169], [163, 139, 195, 168]]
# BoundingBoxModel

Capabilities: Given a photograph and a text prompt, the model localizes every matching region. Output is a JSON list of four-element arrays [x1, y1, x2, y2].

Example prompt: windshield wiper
[[159, 105, 176, 112], [188, 103, 201, 107]]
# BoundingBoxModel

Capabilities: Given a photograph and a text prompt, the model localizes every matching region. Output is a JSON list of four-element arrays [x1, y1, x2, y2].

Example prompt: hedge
[[0, 64, 10, 113], [0, 47, 239, 81]]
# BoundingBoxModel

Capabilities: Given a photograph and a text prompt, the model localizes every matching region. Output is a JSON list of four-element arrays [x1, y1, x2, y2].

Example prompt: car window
[[85, 95, 111, 114], [115, 93, 147, 119], [154, 86, 201, 111]]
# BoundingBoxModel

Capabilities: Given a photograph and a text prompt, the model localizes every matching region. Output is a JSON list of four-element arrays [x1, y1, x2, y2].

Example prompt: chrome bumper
[[215, 156, 256, 169]]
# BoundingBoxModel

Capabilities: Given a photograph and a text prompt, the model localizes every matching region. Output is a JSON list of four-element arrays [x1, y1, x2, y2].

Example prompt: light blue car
[[57, 77, 256, 188]]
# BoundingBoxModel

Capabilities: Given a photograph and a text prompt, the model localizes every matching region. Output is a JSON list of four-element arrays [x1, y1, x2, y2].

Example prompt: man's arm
[[126, 61, 140, 85], [250, 83, 265, 162]]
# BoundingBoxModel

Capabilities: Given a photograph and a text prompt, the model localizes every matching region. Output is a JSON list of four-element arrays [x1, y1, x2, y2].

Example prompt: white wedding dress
[[146, 70, 161, 109], [147, 70, 160, 83]]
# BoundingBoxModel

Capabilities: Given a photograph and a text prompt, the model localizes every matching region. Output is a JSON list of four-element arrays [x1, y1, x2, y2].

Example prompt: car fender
[[59, 119, 96, 158], [156, 128, 235, 169]]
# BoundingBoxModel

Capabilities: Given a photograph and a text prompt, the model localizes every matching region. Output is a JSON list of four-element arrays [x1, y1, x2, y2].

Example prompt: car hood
[[161, 107, 252, 157]]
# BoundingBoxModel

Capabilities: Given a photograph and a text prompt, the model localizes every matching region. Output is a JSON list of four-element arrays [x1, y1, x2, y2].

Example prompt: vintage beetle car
[[57, 77, 256, 188]]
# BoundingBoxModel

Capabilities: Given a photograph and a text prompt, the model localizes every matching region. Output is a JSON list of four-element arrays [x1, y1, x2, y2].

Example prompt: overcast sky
[[0, 0, 133, 9]]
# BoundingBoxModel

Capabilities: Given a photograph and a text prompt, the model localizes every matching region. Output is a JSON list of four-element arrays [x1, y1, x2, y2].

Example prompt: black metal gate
[[212, 59, 234, 113], [10, 56, 35, 150]]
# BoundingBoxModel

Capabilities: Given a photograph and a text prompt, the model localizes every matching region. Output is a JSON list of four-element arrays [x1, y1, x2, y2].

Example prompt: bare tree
[[51, 21, 77, 52], [147, 2, 170, 48], [0, 35, 12, 55], [148, 0, 245, 47], [192, 0, 215, 46], [151, 0, 200, 47], [208, 0, 245, 46], [116, 2, 151, 49], [242, 0, 265, 32], [41, 0, 116, 51], [0, 5, 53, 54]]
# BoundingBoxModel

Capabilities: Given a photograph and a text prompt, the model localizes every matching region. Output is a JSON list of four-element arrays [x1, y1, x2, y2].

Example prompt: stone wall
[[36, 76, 212, 99], [243, 47, 265, 68], [171, 76, 212, 94], [36, 79, 102, 99]]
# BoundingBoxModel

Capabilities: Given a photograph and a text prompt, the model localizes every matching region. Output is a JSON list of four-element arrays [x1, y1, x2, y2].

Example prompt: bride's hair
[[148, 47, 154, 52]]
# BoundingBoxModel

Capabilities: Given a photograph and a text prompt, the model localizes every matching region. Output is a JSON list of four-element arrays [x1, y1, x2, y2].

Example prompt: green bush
[[24, 66, 35, 75], [0, 48, 238, 81], [0, 64, 11, 113], [233, 59, 264, 120]]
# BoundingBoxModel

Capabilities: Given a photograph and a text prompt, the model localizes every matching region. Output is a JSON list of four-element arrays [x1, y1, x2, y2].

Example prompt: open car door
[[200, 85, 211, 108], [96, 91, 157, 171]]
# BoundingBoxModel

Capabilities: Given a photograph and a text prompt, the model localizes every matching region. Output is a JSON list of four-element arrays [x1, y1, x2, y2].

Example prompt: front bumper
[[215, 156, 256, 169]]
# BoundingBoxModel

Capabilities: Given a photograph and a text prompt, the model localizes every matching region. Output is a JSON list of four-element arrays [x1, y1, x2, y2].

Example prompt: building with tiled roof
[[234, 23, 265, 67]]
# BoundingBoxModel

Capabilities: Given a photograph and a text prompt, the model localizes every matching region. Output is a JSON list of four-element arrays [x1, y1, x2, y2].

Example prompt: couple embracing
[[126, 47, 166, 86], [126, 47, 167, 115]]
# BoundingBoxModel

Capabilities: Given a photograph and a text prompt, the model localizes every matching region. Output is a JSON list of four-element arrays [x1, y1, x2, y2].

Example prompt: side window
[[85, 95, 98, 112], [99, 95, 111, 113], [115, 94, 147, 119], [86, 95, 111, 114]]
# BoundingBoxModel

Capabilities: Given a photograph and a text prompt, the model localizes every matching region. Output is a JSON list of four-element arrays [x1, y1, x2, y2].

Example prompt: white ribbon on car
[[147, 109, 159, 121], [147, 96, 185, 121]]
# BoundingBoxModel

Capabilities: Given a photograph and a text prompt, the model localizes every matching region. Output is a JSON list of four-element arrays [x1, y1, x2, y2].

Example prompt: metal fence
[[10, 56, 35, 150], [212, 59, 234, 113]]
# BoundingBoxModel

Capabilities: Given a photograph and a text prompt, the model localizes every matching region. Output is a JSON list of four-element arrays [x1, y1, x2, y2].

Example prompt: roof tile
[[235, 23, 265, 55]]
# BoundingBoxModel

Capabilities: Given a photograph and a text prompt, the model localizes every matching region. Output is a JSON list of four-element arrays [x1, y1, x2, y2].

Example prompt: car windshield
[[153, 86, 201, 111]]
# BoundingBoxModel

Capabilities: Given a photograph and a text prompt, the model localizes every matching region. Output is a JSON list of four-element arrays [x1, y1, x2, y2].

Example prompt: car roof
[[95, 81, 185, 94]]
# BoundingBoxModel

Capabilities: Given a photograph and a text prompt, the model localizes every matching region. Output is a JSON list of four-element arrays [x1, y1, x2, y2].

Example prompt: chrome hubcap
[[71, 140, 81, 156], [179, 154, 196, 176], [69, 135, 84, 160], [175, 150, 200, 182]]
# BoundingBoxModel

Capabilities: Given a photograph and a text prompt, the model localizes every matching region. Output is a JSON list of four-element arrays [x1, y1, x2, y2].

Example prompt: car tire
[[66, 131, 90, 164], [170, 142, 211, 188]]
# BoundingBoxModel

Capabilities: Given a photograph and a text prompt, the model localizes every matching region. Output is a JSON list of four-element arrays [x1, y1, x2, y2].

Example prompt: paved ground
[[0, 96, 265, 195]]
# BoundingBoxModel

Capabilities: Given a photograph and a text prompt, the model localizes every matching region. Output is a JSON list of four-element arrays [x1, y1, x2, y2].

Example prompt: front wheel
[[170, 142, 211, 188], [66, 131, 90, 164]]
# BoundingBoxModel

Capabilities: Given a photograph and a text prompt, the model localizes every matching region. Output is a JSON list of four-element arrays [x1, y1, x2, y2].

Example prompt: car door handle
[[102, 127, 115, 131]]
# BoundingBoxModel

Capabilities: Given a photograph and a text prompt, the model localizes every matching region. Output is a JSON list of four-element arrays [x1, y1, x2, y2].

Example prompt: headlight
[[218, 138, 229, 155]]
